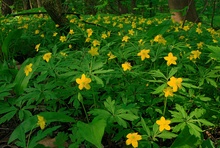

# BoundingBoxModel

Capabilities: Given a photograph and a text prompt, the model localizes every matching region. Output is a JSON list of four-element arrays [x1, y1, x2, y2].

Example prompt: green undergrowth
[[0, 13, 220, 147]]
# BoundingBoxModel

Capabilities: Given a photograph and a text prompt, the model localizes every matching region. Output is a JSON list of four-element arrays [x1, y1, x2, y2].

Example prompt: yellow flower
[[167, 76, 182, 92], [132, 22, 136, 28], [88, 47, 99, 56], [35, 43, 40, 52], [122, 35, 129, 42], [118, 24, 123, 28], [137, 49, 150, 61], [147, 20, 152, 25], [126, 133, 142, 148], [43, 52, 52, 62], [183, 25, 190, 31], [128, 29, 135, 36], [35, 30, 39, 34], [156, 116, 171, 132], [164, 52, 177, 66], [40, 34, 44, 38], [53, 32, 58, 37], [189, 50, 201, 60], [85, 37, 91, 42], [60, 52, 67, 57], [92, 40, 100, 47], [69, 29, 74, 35], [197, 42, 204, 49], [60, 36, 67, 42], [196, 28, 202, 34], [101, 33, 108, 39], [163, 87, 174, 97], [24, 63, 33, 76], [55, 24, 59, 28], [122, 62, 132, 71], [76, 74, 91, 90], [107, 52, 116, 60], [154, 35, 167, 45], [37, 115, 46, 130], [87, 28, 93, 37]]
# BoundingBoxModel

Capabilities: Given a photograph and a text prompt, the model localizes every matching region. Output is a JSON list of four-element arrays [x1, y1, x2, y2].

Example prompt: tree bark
[[168, 0, 199, 23], [41, 0, 69, 34], [1, 0, 14, 16], [23, 0, 31, 10]]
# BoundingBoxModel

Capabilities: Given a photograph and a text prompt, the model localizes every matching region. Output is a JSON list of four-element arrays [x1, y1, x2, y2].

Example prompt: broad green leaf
[[171, 126, 201, 148], [149, 70, 167, 79], [198, 96, 211, 101], [28, 126, 61, 148], [115, 116, 127, 128], [14, 56, 41, 95], [77, 119, 106, 148], [8, 112, 75, 143], [0, 110, 17, 124], [2, 29, 23, 61], [201, 139, 215, 148], [92, 62, 103, 71]]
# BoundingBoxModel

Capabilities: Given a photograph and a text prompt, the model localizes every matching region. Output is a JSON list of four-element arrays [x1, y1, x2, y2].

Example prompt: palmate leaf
[[77, 119, 106, 148], [187, 123, 202, 138]]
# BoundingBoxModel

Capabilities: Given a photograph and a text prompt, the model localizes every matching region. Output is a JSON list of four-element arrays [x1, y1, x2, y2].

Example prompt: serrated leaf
[[187, 123, 202, 138], [77, 119, 106, 148], [54, 132, 68, 148], [149, 70, 167, 79], [93, 75, 104, 87], [157, 131, 177, 139], [141, 117, 151, 136], [168, 67, 178, 79], [152, 83, 167, 94], [172, 122, 186, 133], [92, 62, 104, 71], [115, 116, 127, 128], [197, 119, 214, 126], [117, 113, 139, 121]]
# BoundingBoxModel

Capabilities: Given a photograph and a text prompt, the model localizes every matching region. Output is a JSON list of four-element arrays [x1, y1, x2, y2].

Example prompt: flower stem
[[163, 97, 167, 116], [81, 102, 89, 123]]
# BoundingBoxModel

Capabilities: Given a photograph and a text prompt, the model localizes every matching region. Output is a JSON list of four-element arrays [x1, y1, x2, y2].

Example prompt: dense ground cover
[[0, 12, 220, 147]]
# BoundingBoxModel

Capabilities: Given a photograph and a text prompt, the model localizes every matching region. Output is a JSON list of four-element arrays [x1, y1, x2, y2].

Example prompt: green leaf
[[171, 126, 200, 148], [197, 119, 214, 126], [8, 112, 75, 143], [115, 116, 127, 128], [198, 96, 211, 101], [168, 67, 178, 79], [206, 45, 220, 61], [54, 132, 69, 148], [2, 29, 23, 61], [117, 113, 139, 121], [149, 69, 167, 79], [77, 119, 106, 148], [92, 62, 104, 71], [14, 56, 41, 95], [157, 131, 177, 139], [92, 75, 104, 87], [141, 117, 151, 136], [201, 139, 215, 148], [152, 83, 167, 94], [92, 69, 114, 74], [0, 110, 17, 124], [78, 92, 83, 103], [104, 97, 115, 114], [28, 126, 61, 148], [187, 123, 202, 138]]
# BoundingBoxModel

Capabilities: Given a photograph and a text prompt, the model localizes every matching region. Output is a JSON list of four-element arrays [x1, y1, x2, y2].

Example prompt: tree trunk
[[36, 0, 42, 8], [1, 0, 14, 16], [23, 0, 31, 10], [42, 0, 69, 34], [117, 0, 128, 14], [168, 0, 199, 23]]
